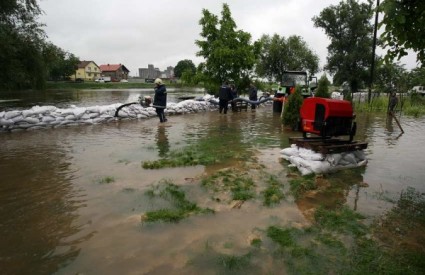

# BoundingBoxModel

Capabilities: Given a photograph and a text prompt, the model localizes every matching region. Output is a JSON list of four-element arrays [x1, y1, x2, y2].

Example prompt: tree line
[[179, 1, 424, 94], [0, 0, 80, 90], [2, 0, 424, 92]]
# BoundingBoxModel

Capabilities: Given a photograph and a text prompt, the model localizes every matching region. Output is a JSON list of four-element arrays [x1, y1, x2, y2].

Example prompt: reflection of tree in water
[[0, 134, 91, 274], [294, 167, 366, 221], [156, 126, 170, 157]]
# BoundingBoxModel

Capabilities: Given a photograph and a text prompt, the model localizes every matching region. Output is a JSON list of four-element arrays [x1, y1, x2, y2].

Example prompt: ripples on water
[[1, 102, 424, 273]]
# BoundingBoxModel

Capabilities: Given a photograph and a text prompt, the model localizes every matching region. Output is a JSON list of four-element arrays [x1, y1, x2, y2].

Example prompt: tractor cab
[[281, 71, 317, 98]]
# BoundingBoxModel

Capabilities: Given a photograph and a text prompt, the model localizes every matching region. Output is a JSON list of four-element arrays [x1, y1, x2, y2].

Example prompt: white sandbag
[[298, 147, 324, 161], [326, 153, 342, 165], [80, 113, 91, 120], [280, 144, 299, 158], [341, 153, 357, 165], [73, 108, 86, 118], [0, 118, 14, 126], [22, 110, 35, 117], [0, 111, 4, 118], [5, 111, 22, 119], [86, 106, 100, 113], [65, 115, 76, 121], [41, 116, 56, 123], [11, 115, 24, 123], [59, 108, 74, 116], [24, 117, 40, 124], [31, 105, 57, 114], [353, 150, 366, 161], [298, 166, 313, 176]]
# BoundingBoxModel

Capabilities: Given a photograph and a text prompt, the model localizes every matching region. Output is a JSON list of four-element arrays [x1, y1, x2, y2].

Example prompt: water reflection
[[0, 131, 91, 274], [385, 115, 404, 143], [295, 168, 366, 221], [156, 125, 170, 157]]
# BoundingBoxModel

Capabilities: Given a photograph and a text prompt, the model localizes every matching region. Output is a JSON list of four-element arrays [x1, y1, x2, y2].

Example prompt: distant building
[[99, 64, 130, 81], [73, 61, 101, 81], [139, 64, 174, 80]]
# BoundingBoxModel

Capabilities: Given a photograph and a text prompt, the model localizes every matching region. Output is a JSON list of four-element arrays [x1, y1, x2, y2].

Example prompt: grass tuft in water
[[262, 175, 285, 206], [266, 226, 297, 248], [289, 174, 316, 199], [142, 181, 214, 223], [96, 176, 115, 184], [201, 169, 256, 201], [250, 238, 262, 248], [314, 206, 367, 236], [218, 252, 252, 271]]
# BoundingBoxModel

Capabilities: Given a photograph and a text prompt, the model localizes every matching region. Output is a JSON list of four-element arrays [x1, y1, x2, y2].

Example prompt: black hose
[[114, 102, 138, 117], [231, 97, 273, 105]]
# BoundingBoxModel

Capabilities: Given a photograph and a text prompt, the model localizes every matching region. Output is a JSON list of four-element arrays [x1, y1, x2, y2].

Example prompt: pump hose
[[114, 102, 139, 117]]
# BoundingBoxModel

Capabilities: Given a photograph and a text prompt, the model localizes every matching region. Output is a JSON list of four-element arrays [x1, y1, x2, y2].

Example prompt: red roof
[[99, 64, 129, 72]]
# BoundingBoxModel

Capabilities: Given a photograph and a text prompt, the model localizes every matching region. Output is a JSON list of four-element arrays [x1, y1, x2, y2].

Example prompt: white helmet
[[154, 78, 163, 85]]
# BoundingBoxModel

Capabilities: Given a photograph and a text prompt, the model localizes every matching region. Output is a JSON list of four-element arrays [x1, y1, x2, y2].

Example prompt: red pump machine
[[300, 97, 357, 142]]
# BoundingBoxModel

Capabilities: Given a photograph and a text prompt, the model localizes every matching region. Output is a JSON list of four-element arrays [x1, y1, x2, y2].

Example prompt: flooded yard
[[0, 90, 424, 274]]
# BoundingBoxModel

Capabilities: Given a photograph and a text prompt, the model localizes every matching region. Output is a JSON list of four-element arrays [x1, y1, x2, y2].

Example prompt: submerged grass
[[96, 176, 115, 184], [142, 128, 252, 169], [288, 174, 316, 199], [201, 169, 256, 201], [261, 188, 425, 274], [261, 175, 285, 206], [142, 180, 214, 223], [314, 206, 367, 236], [218, 252, 252, 271]]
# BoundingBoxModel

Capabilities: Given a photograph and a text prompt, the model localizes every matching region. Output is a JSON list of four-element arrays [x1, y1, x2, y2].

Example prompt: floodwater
[[0, 89, 424, 274]]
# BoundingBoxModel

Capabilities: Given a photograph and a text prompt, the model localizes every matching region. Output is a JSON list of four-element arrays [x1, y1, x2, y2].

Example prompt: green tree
[[256, 34, 319, 82], [312, 0, 374, 93], [409, 67, 425, 87], [174, 59, 196, 78], [0, 0, 46, 90], [195, 3, 258, 92], [379, 0, 425, 66], [282, 85, 304, 129], [315, 74, 331, 98], [42, 43, 79, 81], [375, 60, 409, 94]]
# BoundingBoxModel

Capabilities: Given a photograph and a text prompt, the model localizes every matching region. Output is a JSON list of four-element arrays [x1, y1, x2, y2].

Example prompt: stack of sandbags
[[280, 144, 367, 175], [0, 95, 218, 133]]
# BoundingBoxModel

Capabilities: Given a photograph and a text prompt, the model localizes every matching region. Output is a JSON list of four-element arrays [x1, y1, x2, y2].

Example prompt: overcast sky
[[39, 0, 418, 77]]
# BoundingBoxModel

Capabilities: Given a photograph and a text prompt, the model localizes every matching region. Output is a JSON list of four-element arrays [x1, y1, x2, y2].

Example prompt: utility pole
[[368, 0, 380, 104]]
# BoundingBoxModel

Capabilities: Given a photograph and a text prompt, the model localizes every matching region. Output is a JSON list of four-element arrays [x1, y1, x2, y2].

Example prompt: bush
[[315, 75, 331, 98], [282, 85, 303, 129]]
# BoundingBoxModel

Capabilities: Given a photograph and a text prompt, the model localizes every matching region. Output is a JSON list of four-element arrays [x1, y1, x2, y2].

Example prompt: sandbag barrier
[[280, 144, 367, 175], [0, 95, 216, 133], [0, 95, 276, 133]]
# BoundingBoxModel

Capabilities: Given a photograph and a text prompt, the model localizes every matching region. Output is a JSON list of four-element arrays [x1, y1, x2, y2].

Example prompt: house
[[99, 64, 130, 81], [73, 61, 101, 81]]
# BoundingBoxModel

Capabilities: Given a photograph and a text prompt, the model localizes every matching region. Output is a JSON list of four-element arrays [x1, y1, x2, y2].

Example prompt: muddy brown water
[[1, 91, 424, 274]]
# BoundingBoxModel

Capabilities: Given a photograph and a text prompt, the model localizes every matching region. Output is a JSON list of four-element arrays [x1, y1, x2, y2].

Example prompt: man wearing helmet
[[153, 78, 168, 122]]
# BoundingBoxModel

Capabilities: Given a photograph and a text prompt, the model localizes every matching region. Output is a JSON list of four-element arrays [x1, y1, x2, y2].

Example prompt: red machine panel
[[300, 97, 355, 138]]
